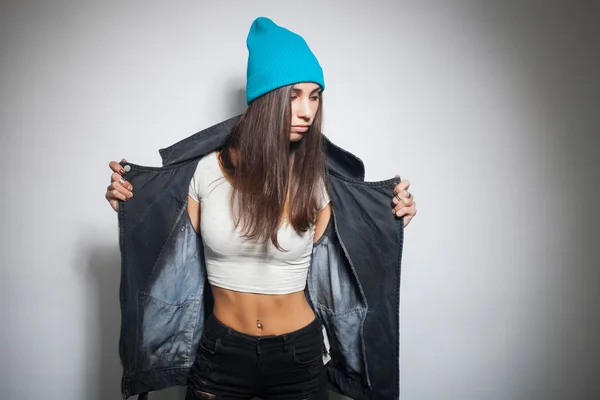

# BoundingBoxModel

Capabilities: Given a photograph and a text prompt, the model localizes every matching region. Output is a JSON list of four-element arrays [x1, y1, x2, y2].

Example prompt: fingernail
[[119, 177, 126, 184], [120, 169, 125, 174]]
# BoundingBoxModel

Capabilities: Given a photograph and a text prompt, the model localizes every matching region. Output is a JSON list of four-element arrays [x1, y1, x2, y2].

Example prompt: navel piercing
[[257, 319, 263, 329]]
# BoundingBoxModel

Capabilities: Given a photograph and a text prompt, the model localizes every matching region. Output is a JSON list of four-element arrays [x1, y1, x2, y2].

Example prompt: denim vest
[[117, 116, 404, 399]]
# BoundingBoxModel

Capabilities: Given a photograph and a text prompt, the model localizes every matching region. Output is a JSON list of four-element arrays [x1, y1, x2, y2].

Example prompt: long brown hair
[[219, 84, 325, 250]]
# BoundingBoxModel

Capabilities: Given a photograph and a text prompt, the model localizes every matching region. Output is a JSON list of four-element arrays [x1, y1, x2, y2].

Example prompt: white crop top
[[188, 152, 330, 295]]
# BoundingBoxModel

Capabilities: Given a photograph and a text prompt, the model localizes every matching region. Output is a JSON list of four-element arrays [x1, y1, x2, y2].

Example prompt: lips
[[291, 125, 309, 132]]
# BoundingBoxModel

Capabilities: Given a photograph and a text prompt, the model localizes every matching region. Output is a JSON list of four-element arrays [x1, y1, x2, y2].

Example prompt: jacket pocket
[[309, 227, 371, 386], [315, 306, 367, 383], [137, 292, 200, 371]]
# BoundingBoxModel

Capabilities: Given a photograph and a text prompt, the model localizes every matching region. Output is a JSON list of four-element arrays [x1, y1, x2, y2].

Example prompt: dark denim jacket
[[117, 116, 404, 399]]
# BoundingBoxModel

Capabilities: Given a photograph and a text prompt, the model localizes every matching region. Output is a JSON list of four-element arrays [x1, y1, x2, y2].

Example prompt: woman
[[105, 17, 416, 400]]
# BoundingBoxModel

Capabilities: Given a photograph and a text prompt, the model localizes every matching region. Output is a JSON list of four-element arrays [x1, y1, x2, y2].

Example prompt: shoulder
[[192, 151, 221, 179], [189, 152, 220, 200], [318, 173, 331, 210], [196, 151, 218, 170]]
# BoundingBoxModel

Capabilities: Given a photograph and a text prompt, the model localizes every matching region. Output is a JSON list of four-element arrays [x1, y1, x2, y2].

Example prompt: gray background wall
[[1, 0, 598, 399]]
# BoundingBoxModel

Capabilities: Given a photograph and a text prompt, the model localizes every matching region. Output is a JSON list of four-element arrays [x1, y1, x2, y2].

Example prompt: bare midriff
[[211, 285, 316, 336]]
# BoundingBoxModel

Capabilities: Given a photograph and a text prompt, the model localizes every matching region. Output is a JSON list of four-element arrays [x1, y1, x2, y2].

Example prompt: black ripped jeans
[[185, 314, 328, 400]]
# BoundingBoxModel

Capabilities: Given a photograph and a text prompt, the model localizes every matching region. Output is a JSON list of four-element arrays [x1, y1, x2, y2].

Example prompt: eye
[[310, 95, 320, 101], [290, 95, 298, 100]]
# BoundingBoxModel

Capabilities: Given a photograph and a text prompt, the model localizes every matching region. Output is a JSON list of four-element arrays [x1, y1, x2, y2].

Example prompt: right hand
[[105, 158, 133, 212]]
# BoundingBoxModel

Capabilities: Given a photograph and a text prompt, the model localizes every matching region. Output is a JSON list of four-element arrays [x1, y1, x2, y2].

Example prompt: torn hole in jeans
[[192, 380, 216, 399]]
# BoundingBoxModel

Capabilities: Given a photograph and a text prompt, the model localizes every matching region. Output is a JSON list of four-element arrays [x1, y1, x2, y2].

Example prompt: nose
[[296, 97, 313, 120]]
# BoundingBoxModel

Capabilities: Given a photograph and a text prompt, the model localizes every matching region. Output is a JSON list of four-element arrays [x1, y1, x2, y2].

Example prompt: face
[[289, 82, 321, 142]]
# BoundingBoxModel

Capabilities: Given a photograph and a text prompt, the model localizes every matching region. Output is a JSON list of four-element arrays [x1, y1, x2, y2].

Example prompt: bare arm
[[188, 195, 201, 233], [313, 203, 331, 243]]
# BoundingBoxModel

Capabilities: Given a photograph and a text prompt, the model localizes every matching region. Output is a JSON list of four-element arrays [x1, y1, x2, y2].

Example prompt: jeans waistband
[[206, 314, 322, 346]]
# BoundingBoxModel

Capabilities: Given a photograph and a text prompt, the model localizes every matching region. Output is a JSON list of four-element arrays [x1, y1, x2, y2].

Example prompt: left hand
[[392, 176, 417, 227]]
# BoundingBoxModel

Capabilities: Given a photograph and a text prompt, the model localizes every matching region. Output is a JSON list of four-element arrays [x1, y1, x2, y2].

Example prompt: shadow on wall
[[86, 244, 128, 399], [81, 84, 236, 399], [224, 78, 247, 116], [86, 242, 191, 400], [85, 81, 246, 398]]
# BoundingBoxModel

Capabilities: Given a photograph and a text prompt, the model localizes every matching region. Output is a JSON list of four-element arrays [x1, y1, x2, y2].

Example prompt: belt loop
[[282, 334, 289, 352]]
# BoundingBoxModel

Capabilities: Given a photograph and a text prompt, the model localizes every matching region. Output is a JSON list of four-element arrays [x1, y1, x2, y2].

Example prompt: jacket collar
[[159, 115, 365, 180], [159, 115, 239, 167]]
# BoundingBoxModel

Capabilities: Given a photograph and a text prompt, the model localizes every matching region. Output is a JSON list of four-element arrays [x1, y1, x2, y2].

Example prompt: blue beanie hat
[[245, 17, 325, 104]]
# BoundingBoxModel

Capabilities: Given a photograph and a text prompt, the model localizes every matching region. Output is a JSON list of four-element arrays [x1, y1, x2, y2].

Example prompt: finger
[[110, 182, 133, 199], [107, 183, 132, 200], [402, 196, 415, 207], [111, 172, 133, 191], [392, 191, 414, 206], [393, 206, 410, 217], [393, 179, 410, 195], [109, 199, 119, 212], [404, 205, 417, 226], [393, 197, 414, 209], [393, 190, 409, 202], [112, 180, 133, 198], [393, 204, 416, 218], [109, 160, 126, 175]]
